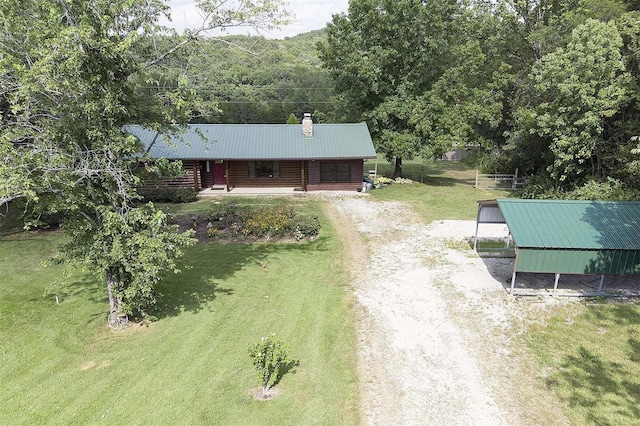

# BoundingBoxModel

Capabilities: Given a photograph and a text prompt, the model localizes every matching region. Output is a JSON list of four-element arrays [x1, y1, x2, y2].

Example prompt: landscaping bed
[[170, 202, 320, 243]]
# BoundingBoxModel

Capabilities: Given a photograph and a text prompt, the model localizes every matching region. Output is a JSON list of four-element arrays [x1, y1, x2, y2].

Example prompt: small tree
[[248, 335, 292, 397], [286, 113, 299, 124]]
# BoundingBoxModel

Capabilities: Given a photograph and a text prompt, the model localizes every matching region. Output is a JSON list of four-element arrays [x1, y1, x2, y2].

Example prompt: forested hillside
[[147, 29, 337, 124]]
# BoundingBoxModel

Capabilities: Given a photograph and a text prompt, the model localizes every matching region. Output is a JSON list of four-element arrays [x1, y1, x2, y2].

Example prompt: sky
[[164, 0, 350, 39]]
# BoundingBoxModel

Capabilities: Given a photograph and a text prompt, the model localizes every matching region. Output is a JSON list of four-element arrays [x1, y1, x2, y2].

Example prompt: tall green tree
[[511, 18, 632, 184], [445, 0, 640, 198], [319, 0, 462, 177], [411, 4, 512, 161], [538, 19, 628, 181], [0, 0, 289, 327]]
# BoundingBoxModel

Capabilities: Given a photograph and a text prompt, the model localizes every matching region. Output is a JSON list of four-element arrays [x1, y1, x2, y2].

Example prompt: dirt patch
[[79, 360, 111, 371], [80, 361, 96, 370], [249, 387, 280, 401], [320, 194, 569, 425]]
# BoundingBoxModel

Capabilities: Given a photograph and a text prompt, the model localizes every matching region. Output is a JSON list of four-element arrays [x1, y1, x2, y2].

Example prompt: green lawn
[[0, 199, 359, 425], [525, 302, 640, 425], [365, 156, 514, 222]]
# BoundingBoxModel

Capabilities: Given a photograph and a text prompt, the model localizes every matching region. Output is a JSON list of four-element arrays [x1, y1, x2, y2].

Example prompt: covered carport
[[488, 199, 640, 295]]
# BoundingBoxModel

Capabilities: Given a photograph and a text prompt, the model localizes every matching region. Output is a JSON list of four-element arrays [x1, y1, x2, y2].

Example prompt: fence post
[[512, 168, 518, 190]]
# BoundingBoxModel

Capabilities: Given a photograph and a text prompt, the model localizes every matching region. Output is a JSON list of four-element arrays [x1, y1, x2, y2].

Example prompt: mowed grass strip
[[0, 199, 359, 425]]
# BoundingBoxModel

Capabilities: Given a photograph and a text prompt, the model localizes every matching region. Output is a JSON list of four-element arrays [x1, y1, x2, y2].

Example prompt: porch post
[[225, 161, 230, 192], [301, 161, 306, 192], [193, 161, 199, 190]]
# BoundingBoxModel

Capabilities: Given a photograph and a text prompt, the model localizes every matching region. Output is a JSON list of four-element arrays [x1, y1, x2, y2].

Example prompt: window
[[320, 162, 351, 183], [248, 161, 280, 178]]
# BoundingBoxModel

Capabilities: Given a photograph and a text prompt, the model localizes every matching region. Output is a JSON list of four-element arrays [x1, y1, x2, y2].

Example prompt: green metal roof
[[497, 199, 640, 275], [496, 199, 640, 250], [126, 123, 377, 161]]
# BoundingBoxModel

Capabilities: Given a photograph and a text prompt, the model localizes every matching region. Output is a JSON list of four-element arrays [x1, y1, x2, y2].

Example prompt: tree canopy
[[318, 0, 510, 177], [498, 1, 640, 197], [317, 0, 640, 197]]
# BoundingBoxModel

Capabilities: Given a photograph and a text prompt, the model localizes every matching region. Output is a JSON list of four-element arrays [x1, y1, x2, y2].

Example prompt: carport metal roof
[[484, 199, 640, 295], [496, 199, 640, 250]]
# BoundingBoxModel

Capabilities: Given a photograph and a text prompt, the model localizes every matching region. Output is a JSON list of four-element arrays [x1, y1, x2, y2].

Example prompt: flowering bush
[[243, 205, 293, 238], [288, 215, 320, 240]]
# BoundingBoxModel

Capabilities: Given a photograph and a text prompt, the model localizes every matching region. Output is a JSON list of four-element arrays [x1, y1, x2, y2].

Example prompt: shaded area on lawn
[[528, 303, 640, 425], [154, 234, 333, 320], [552, 344, 640, 424]]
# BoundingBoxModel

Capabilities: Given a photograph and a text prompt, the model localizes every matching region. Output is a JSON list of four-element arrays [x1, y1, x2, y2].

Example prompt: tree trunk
[[106, 271, 127, 329], [392, 156, 403, 178]]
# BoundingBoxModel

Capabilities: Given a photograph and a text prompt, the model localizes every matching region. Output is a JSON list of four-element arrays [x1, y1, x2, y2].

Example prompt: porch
[[198, 186, 303, 197]]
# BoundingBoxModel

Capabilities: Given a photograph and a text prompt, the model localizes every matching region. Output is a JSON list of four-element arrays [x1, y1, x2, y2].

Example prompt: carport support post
[[553, 273, 560, 296], [597, 274, 605, 294], [473, 221, 479, 251], [510, 249, 520, 295]]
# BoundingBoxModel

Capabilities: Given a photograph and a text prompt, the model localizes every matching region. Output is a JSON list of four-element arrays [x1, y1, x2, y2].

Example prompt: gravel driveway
[[322, 194, 567, 426]]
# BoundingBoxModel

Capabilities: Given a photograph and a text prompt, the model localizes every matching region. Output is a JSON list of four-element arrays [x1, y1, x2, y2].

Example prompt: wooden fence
[[475, 169, 524, 190]]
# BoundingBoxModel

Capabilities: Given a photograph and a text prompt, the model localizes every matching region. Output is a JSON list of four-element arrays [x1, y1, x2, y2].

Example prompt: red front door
[[213, 163, 226, 185]]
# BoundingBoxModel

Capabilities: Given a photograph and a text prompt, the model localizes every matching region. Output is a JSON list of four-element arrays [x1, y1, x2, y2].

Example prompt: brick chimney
[[302, 113, 313, 137]]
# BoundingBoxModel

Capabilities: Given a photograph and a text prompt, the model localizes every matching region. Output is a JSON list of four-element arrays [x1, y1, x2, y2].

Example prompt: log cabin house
[[127, 115, 377, 192]]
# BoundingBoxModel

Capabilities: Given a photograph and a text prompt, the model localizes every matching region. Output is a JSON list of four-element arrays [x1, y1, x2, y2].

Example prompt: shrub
[[521, 175, 640, 201], [207, 203, 243, 230], [243, 205, 293, 239], [521, 174, 563, 199], [476, 149, 514, 174], [393, 177, 413, 184], [138, 187, 198, 203], [565, 178, 640, 201], [206, 227, 220, 239], [247, 335, 292, 397], [374, 176, 394, 186], [288, 215, 320, 240]]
